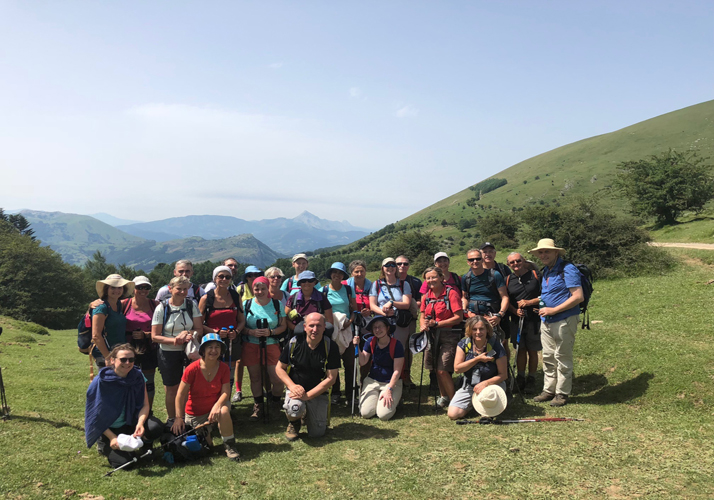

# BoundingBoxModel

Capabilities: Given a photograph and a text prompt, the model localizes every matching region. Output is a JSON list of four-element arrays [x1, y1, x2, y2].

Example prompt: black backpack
[[560, 262, 593, 330], [203, 288, 243, 322], [161, 298, 195, 328]]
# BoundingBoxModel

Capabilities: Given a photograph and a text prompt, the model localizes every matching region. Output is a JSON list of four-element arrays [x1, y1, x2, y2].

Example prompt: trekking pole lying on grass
[[103, 421, 211, 477], [456, 417, 584, 425]]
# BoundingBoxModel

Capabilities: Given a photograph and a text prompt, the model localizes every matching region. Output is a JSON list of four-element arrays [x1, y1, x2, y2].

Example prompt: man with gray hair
[[155, 260, 206, 302]]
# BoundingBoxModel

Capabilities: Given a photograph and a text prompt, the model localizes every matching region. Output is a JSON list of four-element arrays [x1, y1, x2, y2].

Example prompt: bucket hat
[[409, 330, 429, 354], [199, 333, 226, 357], [243, 266, 263, 280], [472, 385, 507, 417], [96, 274, 134, 298], [364, 315, 395, 335], [296, 270, 317, 284], [529, 238, 566, 256], [326, 262, 349, 280]]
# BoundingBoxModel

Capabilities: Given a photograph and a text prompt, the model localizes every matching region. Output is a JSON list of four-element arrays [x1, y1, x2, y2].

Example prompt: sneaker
[[550, 394, 569, 407], [525, 375, 537, 394], [285, 420, 301, 441], [516, 374, 526, 391], [231, 390, 243, 403], [331, 394, 341, 405], [533, 391, 555, 403], [223, 438, 240, 461], [436, 396, 450, 408], [249, 403, 263, 421]]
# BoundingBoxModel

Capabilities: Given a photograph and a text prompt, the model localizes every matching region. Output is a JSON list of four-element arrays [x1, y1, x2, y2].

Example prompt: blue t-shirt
[[92, 301, 127, 348], [363, 338, 405, 383], [541, 258, 582, 323], [370, 279, 412, 308], [462, 270, 506, 314], [243, 298, 285, 345], [280, 276, 302, 296], [457, 336, 506, 387], [324, 285, 351, 316]]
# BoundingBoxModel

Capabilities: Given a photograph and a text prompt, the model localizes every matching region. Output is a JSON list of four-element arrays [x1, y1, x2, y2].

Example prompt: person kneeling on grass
[[353, 316, 404, 421], [85, 344, 164, 469], [448, 316, 508, 420], [171, 334, 240, 461], [275, 313, 340, 441]]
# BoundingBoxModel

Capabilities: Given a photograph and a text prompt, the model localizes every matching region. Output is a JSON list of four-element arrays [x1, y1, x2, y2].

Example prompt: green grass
[[2, 257, 714, 498], [648, 215, 714, 243]]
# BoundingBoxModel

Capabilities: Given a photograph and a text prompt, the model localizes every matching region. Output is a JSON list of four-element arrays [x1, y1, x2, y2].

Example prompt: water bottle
[[182, 435, 201, 452], [539, 300, 551, 321]]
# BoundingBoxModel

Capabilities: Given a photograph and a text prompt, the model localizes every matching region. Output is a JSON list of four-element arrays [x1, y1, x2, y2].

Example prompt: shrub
[[469, 178, 508, 195], [22, 323, 49, 336], [11, 333, 36, 343]]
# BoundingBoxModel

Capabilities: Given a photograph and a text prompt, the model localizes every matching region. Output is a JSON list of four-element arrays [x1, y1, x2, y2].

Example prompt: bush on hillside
[[469, 178, 508, 195], [382, 230, 439, 276], [474, 212, 520, 246], [519, 199, 673, 278]]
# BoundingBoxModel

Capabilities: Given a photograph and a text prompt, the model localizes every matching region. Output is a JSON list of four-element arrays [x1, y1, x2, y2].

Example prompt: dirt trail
[[649, 242, 714, 250]]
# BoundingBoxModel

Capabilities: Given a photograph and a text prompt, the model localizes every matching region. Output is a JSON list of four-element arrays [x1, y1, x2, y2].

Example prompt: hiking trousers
[[540, 315, 578, 396]]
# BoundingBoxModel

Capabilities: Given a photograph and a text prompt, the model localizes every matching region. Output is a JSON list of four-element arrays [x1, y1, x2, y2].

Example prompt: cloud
[[395, 104, 419, 118], [349, 87, 362, 98], [268, 62, 284, 69]]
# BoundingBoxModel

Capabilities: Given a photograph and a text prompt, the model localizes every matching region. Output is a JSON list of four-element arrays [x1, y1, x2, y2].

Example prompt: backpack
[[560, 262, 593, 330], [505, 269, 539, 289], [375, 279, 412, 327], [77, 303, 108, 354], [244, 298, 282, 318], [422, 285, 458, 318], [458, 337, 498, 387], [288, 289, 325, 316], [322, 284, 353, 301], [286, 335, 334, 423], [161, 298, 195, 329], [449, 272, 462, 291], [463, 269, 501, 313], [204, 288, 243, 322]]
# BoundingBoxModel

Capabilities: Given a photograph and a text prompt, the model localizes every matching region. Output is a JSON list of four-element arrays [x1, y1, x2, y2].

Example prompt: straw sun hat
[[95, 274, 135, 298]]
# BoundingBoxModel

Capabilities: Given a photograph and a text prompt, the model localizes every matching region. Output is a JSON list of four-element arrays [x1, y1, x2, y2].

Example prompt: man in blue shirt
[[529, 239, 583, 407]]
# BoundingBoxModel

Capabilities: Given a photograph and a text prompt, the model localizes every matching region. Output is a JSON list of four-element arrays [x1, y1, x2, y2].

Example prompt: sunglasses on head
[[118, 357, 135, 364], [384, 263, 397, 268], [216, 274, 232, 280], [467, 257, 483, 262], [135, 285, 151, 291]]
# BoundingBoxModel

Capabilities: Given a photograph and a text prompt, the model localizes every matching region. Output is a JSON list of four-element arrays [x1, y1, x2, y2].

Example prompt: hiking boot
[[285, 420, 301, 442], [331, 393, 341, 405], [516, 374, 526, 391], [533, 391, 555, 403], [223, 438, 240, 461], [436, 396, 450, 409], [231, 390, 243, 403], [550, 394, 569, 407], [249, 403, 263, 421], [525, 375, 537, 394]]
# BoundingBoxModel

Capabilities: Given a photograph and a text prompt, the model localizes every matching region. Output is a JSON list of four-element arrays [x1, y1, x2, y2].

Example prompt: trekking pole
[[417, 341, 426, 416], [351, 312, 360, 418], [0, 327, 9, 420], [260, 336, 269, 423], [104, 420, 211, 477], [456, 417, 584, 425]]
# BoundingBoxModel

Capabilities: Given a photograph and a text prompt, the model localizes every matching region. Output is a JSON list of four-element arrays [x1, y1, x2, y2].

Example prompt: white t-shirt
[[155, 282, 206, 302], [151, 300, 203, 352]]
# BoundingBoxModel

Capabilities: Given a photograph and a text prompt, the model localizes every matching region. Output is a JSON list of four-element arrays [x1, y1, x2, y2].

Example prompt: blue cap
[[296, 270, 317, 284], [326, 262, 349, 280], [199, 333, 226, 356], [243, 265, 263, 280]]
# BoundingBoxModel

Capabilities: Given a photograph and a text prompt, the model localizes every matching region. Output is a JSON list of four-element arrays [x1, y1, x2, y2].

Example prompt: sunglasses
[[118, 357, 135, 364], [467, 258, 483, 262], [216, 275, 232, 280], [268, 275, 282, 279], [135, 285, 151, 291], [384, 263, 397, 268], [508, 259, 523, 265], [300, 279, 317, 284], [245, 273, 261, 278], [396, 262, 409, 267]]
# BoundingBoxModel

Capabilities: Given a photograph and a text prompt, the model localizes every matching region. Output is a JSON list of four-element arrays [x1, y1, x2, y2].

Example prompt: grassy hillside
[[1, 253, 714, 498]]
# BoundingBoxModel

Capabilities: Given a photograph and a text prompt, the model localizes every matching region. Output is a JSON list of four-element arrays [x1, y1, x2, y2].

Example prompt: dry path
[[649, 242, 714, 250]]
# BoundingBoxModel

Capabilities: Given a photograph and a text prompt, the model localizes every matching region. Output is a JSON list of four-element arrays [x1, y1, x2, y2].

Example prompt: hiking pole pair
[[351, 311, 361, 417], [259, 336, 270, 423], [104, 421, 212, 477], [456, 417, 584, 425], [0, 327, 9, 420], [509, 317, 525, 404]]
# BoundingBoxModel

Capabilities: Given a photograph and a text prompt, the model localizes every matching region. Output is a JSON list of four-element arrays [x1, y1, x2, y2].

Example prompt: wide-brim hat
[[199, 333, 227, 356], [326, 262, 349, 280], [529, 238, 566, 256], [96, 274, 134, 298], [472, 385, 507, 417], [364, 315, 396, 335], [409, 330, 429, 354]]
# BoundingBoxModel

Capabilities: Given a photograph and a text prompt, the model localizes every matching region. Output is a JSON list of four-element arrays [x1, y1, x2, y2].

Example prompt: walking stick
[[104, 421, 211, 477], [351, 312, 362, 417], [260, 336, 269, 423], [456, 417, 584, 425], [417, 342, 426, 415], [0, 327, 9, 420]]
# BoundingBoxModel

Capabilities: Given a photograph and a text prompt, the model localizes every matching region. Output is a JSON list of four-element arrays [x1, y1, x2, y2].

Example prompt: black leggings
[[97, 416, 164, 469]]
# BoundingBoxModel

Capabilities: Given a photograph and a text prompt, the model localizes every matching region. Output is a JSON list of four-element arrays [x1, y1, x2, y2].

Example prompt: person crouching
[[171, 334, 240, 461]]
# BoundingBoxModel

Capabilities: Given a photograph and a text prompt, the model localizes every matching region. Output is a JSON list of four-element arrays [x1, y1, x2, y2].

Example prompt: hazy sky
[[1, 1, 712, 227]]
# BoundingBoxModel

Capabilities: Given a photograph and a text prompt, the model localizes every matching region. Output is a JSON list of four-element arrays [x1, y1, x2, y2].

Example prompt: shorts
[[425, 330, 460, 372], [241, 342, 280, 367], [449, 381, 507, 411], [229, 336, 242, 360], [185, 412, 214, 437], [136, 345, 159, 371], [158, 349, 185, 387], [510, 317, 542, 352], [283, 393, 329, 438]]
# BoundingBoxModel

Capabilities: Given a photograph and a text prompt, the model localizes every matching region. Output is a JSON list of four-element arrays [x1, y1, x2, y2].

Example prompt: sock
[[272, 395, 282, 403], [528, 371, 537, 377], [255, 396, 264, 404], [518, 371, 526, 377], [222, 435, 234, 443], [235, 381, 241, 391]]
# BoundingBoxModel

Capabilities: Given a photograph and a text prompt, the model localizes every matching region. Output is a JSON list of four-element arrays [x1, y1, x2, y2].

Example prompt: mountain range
[[18, 210, 369, 270]]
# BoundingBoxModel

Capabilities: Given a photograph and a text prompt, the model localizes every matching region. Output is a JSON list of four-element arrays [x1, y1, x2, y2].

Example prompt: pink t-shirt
[[123, 299, 157, 332], [182, 360, 230, 416]]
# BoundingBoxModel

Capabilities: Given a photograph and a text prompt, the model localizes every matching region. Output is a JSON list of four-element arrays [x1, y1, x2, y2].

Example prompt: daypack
[[449, 271, 462, 291], [463, 269, 502, 313], [286, 334, 334, 423], [77, 303, 108, 354], [161, 298, 195, 329], [376, 279, 413, 327], [505, 269, 539, 289], [422, 285, 458, 318], [322, 284, 353, 301], [244, 297, 282, 318], [459, 337, 498, 387], [561, 262, 593, 330], [204, 288, 243, 322]]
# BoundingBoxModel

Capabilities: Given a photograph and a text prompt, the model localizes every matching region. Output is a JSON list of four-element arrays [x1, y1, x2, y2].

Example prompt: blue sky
[[1, 1, 712, 228]]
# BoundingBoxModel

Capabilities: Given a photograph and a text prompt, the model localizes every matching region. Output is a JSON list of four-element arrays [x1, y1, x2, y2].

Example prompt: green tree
[[0, 209, 35, 239], [383, 230, 439, 276], [83, 251, 117, 281], [475, 211, 520, 248], [615, 149, 714, 225]]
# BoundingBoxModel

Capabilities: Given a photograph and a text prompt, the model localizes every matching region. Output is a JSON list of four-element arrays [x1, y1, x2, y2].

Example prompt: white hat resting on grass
[[116, 434, 143, 452], [472, 385, 507, 417]]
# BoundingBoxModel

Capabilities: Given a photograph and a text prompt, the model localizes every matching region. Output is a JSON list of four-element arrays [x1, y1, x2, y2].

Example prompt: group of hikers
[[84, 238, 586, 469]]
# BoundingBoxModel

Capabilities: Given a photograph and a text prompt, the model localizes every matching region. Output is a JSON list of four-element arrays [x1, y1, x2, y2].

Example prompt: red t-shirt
[[181, 360, 230, 416], [420, 273, 462, 299], [420, 286, 462, 322]]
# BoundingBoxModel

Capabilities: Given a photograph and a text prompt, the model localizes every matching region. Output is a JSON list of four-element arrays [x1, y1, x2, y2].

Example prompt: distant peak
[[295, 210, 317, 218]]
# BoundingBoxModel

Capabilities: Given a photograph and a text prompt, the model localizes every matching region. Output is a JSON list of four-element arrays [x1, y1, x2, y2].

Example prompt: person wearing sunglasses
[[85, 344, 164, 469], [236, 266, 264, 303], [89, 274, 134, 367], [199, 266, 245, 401], [461, 249, 509, 334], [285, 271, 334, 332], [395, 255, 422, 389], [418, 252, 462, 299], [505, 252, 542, 393], [369, 258, 413, 357], [265, 267, 288, 307], [121, 276, 160, 408], [204, 257, 243, 293]]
